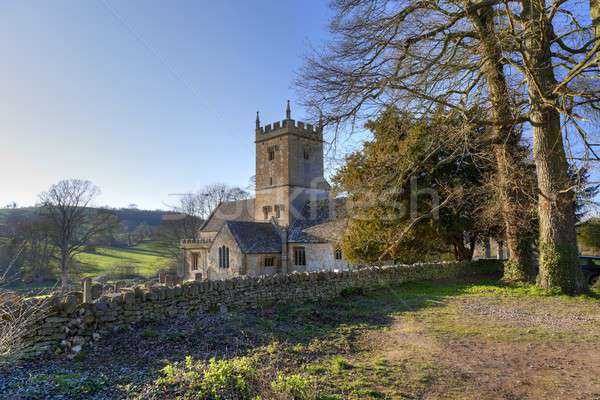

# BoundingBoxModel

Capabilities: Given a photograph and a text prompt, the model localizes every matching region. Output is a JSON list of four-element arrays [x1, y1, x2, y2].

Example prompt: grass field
[[75, 241, 173, 278], [2, 241, 174, 293]]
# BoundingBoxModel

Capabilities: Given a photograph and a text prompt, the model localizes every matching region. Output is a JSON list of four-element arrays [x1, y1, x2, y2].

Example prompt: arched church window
[[294, 247, 306, 266], [264, 257, 275, 267], [218, 246, 230, 268]]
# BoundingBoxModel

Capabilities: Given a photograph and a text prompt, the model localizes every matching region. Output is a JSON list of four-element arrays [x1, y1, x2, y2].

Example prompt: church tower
[[254, 101, 329, 226]]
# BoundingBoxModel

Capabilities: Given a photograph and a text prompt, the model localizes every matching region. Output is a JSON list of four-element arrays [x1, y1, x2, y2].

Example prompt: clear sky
[[0, 0, 336, 210]]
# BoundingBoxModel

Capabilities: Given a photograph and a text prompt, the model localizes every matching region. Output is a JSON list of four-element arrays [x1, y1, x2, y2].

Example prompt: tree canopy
[[336, 107, 507, 263]]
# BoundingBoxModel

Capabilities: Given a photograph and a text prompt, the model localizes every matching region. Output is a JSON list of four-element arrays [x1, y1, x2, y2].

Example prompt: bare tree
[[299, 0, 599, 293], [466, 2, 537, 280], [298, 0, 536, 281], [8, 213, 56, 283], [39, 179, 113, 290], [201, 183, 250, 219], [157, 183, 250, 256], [593, 0, 600, 68], [507, 0, 599, 292]]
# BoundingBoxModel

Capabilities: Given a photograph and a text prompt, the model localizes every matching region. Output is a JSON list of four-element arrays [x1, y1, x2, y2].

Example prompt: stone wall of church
[[254, 186, 292, 225], [254, 186, 329, 227], [183, 248, 208, 280], [287, 243, 349, 273], [184, 241, 348, 280], [254, 119, 327, 227], [17, 260, 502, 359], [287, 134, 324, 188], [205, 225, 243, 281], [247, 253, 282, 277], [199, 231, 218, 241]]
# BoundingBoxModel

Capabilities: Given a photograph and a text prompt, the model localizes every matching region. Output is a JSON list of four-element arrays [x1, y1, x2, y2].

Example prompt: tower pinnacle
[[285, 100, 291, 120], [256, 111, 260, 130]]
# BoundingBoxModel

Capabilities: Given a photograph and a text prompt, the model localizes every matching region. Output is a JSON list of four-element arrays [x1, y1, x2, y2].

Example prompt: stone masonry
[[17, 260, 501, 359], [254, 101, 329, 227]]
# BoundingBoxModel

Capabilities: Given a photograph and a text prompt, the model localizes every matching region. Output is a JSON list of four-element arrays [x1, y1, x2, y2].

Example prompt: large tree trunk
[[531, 107, 583, 293], [468, 3, 534, 281], [593, 0, 600, 68], [453, 236, 474, 261], [493, 145, 535, 280], [522, 0, 585, 293], [453, 234, 477, 261]]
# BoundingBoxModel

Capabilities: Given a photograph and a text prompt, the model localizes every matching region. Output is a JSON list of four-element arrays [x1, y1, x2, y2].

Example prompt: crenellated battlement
[[255, 101, 323, 141], [256, 119, 322, 138], [180, 238, 212, 249]]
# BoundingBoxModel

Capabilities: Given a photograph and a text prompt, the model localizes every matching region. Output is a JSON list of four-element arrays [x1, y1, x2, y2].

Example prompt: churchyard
[[2, 271, 600, 399]]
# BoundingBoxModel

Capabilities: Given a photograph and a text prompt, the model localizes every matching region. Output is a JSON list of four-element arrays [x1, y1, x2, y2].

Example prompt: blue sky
[[0, 1, 338, 210], [1, 1, 596, 213]]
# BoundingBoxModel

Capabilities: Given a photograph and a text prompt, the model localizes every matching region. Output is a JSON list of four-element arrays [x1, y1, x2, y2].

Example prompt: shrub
[[157, 355, 259, 400], [329, 356, 352, 373], [202, 357, 257, 399], [270, 373, 314, 400]]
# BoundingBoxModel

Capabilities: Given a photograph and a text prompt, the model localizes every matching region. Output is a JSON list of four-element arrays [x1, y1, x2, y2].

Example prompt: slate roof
[[199, 197, 348, 250], [225, 221, 282, 253], [201, 198, 255, 232], [302, 218, 348, 242], [288, 197, 348, 243]]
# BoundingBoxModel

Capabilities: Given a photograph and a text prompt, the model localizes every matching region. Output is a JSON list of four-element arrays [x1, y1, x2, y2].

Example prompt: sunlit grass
[[75, 241, 172, 278], [391, 279, 600, 302]]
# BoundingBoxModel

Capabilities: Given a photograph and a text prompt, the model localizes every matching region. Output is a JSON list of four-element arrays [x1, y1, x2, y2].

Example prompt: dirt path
[[350, 295, 600, 399]]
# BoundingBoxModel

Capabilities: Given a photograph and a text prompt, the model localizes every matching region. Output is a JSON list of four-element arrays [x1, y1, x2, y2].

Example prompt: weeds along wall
[[18, 260, 501, 358]]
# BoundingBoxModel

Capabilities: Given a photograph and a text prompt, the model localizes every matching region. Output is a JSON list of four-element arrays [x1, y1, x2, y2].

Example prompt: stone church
[[179, 102, 349, 281]]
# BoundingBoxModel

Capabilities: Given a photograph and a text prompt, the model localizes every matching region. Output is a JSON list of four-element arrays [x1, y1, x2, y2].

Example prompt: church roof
[[288, 197, 348, 243], [201, 198, 255, 233], [302, 218, 348, 242], [226, 221, 282, 254]]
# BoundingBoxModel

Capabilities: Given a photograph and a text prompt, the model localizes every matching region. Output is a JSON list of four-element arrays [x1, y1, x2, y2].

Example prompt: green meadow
[[75, 241, 173, 278], [3, 242, 173, 293]]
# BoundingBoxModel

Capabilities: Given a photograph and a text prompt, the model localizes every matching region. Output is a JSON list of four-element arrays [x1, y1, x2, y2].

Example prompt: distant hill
[[113, 208, 166, 230], [0, 207, 168, 230], [0, 207, 38, 221]]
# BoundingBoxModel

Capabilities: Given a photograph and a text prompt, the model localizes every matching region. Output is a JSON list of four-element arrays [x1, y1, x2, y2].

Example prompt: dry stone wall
[[19, 260, 501, 358]]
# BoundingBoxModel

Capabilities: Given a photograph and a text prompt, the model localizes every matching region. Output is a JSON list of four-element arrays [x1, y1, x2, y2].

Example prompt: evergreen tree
[[335, 108, 513, 264]]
